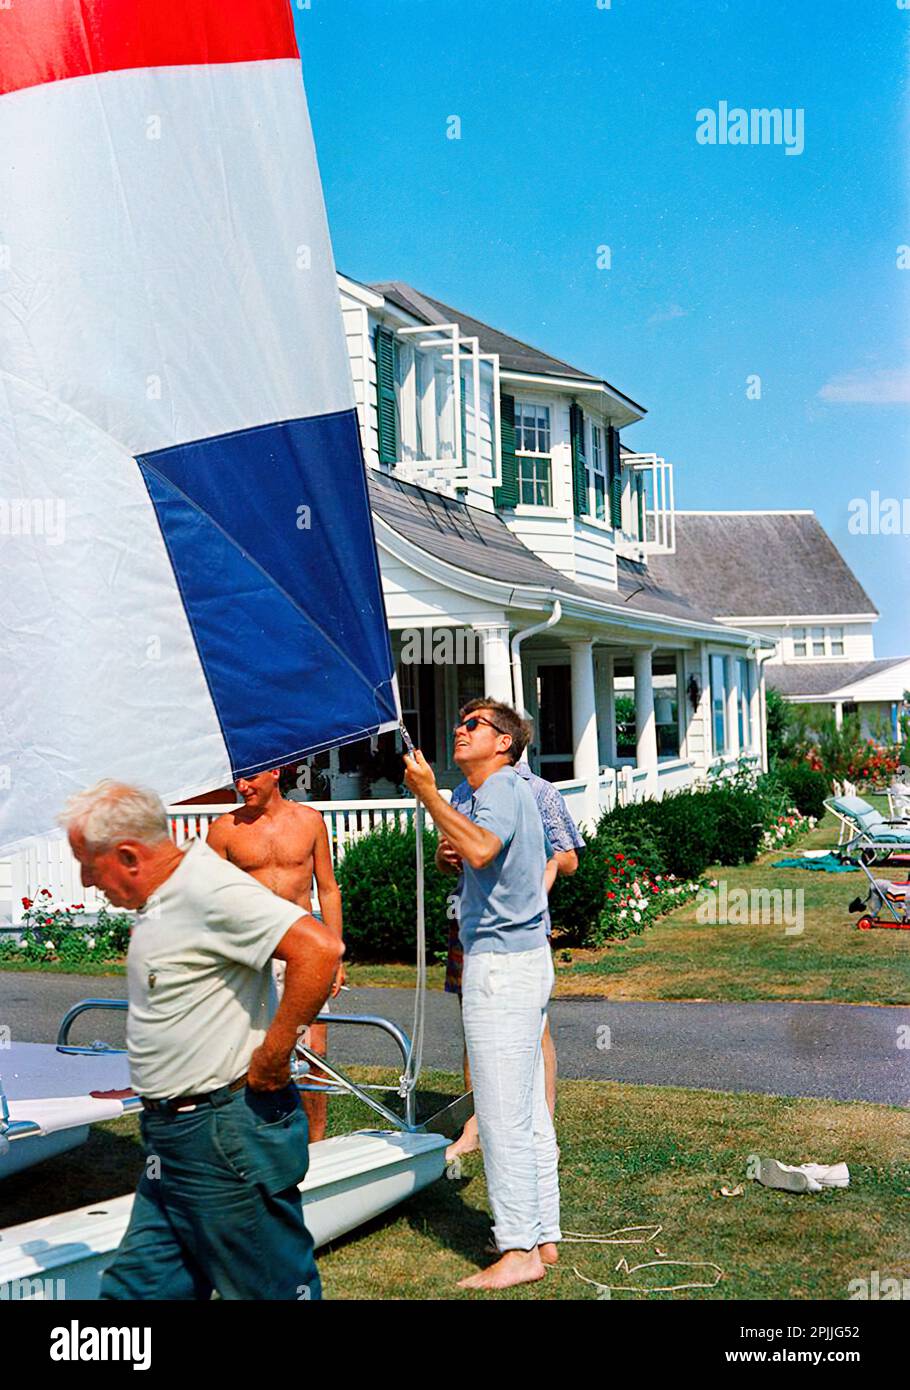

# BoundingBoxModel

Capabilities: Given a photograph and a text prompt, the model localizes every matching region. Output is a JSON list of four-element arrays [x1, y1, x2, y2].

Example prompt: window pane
[[711, 655, 727, 754], [594, 473, 606, 521], [830, 626, 844, 656], [738, 658, 751, 748]]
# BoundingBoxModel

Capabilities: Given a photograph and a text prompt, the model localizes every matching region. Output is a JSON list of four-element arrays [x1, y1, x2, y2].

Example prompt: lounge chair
[[825, 795, 910, 864]]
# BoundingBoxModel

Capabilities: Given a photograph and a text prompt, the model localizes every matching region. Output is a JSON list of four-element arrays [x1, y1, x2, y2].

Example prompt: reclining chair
[[825, 794, 910, 865]]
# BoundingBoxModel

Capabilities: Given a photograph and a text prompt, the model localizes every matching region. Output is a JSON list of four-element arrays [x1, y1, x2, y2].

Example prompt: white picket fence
[[2, 796, 444, 926], [0, 757, 740, 926]]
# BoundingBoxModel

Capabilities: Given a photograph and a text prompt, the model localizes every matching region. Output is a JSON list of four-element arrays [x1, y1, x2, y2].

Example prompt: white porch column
[[596, 649, 616, 768], [472, 622, 513, 704], [724, 653, 740, 760], [633, 646, 658, 799], [749, 658, 762, 755], [834, 700, 844, 730], [570, 639, 600, 826]]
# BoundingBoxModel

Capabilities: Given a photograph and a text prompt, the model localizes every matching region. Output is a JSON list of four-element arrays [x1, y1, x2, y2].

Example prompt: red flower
[[21, 897, 32, 909], [615, 853, 625, 861], [607, 891, 616, 899], [628, 859, 636, 866]]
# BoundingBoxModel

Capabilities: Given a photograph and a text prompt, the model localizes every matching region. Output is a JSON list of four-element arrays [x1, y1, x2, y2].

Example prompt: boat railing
[[5, 997, 419, 1134]]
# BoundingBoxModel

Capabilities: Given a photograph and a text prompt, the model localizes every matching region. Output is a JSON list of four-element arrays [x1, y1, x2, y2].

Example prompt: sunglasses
[[453, 716, 508, 736]]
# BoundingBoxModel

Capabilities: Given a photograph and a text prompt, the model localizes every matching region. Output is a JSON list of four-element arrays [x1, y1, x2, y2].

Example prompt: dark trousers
[[100, 1082, 321, 1300]]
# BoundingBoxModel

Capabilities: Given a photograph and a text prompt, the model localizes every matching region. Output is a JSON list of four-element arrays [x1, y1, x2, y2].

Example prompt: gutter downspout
[[511, 600, 562, 762]]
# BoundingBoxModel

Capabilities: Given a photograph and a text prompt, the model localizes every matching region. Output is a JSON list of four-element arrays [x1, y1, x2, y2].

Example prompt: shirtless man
[[207, 768, 344, 1142]]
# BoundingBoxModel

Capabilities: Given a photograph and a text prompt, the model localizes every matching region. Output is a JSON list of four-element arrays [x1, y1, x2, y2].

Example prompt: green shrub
[[771, 762, 830, 820], [550, 819, 666, 945], [334, 823, 452, 960]]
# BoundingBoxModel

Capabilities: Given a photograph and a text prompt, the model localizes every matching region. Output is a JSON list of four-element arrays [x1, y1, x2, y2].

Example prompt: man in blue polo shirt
[[404, 700, 560, 1292], [444, 725, 584, 1157]]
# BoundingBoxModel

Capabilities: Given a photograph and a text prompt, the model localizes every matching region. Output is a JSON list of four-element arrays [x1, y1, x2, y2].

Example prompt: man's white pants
[[462, 943, 561, 1252]]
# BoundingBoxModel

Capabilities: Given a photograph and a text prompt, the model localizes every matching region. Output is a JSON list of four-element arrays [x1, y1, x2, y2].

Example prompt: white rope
[[563, 1225, 724, 1296], [397, 720, 426, 1105]]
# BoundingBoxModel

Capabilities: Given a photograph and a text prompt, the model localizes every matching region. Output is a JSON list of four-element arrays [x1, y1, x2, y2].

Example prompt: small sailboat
[[0, 0, 461, 1296], [1, 1002, 464, 1299]]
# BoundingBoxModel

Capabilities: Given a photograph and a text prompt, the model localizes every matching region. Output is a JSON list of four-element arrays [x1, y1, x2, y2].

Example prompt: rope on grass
[[562, 1225, 724, 1296]]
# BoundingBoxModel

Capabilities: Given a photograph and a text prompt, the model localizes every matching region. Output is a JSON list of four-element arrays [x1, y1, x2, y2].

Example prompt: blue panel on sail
[[138, 412, 397, 775]]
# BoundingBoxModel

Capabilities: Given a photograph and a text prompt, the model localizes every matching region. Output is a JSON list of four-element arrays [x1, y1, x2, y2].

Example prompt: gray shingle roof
[[647, 512, 878, 619], [371, 281, 645, 412], [767, 658, 909, 698], [368, 472, 721, 629]]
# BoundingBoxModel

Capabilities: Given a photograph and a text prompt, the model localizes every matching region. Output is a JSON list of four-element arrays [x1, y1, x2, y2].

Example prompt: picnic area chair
[[825, 794, 910, 865]]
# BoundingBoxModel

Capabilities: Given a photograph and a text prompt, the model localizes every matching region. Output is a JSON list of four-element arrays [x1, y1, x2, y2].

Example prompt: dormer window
[[791, 626, 845, 659], [515, 402, 552, 505]]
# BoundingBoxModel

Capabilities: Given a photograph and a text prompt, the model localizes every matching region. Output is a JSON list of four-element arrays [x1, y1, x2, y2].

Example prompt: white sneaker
[[757, 1159, 822, 1193], [801, 1162, 850, 1188]]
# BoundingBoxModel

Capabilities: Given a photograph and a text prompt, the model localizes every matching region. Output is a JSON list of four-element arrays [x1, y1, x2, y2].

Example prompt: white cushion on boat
[[6, 1094, 126, 1134]]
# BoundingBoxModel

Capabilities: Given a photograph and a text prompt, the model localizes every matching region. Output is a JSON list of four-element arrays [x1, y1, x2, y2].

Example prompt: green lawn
[[6, 1068, 907, 1300]]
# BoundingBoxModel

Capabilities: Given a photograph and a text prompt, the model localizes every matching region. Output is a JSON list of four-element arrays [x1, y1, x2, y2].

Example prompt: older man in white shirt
[[62, 779, 342, 1301]]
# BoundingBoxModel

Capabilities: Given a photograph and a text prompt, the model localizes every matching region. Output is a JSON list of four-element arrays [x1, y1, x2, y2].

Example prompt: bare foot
[[538, 1243, 559, 1266], [445, 1118, 481, 1161], [457, 1249, 547, 1291]]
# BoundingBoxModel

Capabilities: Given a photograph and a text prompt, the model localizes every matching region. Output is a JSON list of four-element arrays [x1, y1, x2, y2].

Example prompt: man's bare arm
[[311, 816, 345, 992], [248, 915, 344, 1090], [205, 817, 231, 860]]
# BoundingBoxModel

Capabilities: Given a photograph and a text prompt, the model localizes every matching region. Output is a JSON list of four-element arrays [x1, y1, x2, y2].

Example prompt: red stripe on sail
[[0, 0, 299, 98]]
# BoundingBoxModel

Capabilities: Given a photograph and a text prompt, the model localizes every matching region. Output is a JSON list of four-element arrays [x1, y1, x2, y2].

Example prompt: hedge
[[333, 771, 814, 957], [334, 822, 453, 961]]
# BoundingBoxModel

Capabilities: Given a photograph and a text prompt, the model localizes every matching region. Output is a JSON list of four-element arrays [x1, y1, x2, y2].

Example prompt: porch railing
[[0, 758, 759, 924]]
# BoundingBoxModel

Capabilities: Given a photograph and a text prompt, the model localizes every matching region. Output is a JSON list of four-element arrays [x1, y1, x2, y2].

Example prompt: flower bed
[[759, 807, 817, 854], [0, 889, 133, 965], [594, 851, 702, 945]]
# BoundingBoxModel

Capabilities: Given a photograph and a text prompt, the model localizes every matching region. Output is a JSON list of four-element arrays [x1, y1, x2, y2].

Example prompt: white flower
[[632, 910, 642, 922], [45, 940, 55, 951], [86, 937, 96, 950], [618, 909, 627, 918]]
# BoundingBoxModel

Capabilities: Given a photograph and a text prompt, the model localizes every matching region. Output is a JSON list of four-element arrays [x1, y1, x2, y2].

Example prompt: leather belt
[[140, 1072, 248, 1114]]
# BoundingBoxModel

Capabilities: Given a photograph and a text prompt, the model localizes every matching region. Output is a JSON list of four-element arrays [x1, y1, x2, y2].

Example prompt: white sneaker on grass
[[757, 1159, 850, 1193]]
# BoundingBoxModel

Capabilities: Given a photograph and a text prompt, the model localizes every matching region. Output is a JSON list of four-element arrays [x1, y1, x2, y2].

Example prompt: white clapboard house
[[330, 273, 772, 829], [646, 512, 910, 741], [0, 279, 786, 921]]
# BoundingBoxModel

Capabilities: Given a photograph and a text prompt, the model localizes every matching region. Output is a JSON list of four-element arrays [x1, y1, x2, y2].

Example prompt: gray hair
[[59, 780, 170, 851]]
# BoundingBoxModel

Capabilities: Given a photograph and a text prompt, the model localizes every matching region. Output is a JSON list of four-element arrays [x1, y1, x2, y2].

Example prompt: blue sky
[[293, 0, 909, 656]]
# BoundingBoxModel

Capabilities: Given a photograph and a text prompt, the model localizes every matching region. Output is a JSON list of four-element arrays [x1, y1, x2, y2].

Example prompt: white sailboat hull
[[0, 1129, 448, 1299]]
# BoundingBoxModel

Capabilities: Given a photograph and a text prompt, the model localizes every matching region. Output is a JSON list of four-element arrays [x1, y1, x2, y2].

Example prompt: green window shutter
[[374, 324, 399, 465], [636, 474, 645, 540], [570, 402, 588, 517], [607, 424, 623, 529], [493, 392, 519, 508]]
